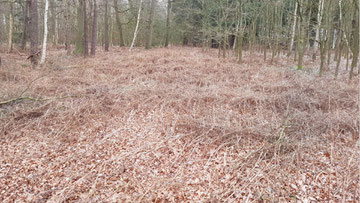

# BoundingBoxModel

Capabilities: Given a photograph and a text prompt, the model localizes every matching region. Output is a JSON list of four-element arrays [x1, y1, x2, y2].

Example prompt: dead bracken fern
[[0, 47, 358, 202]]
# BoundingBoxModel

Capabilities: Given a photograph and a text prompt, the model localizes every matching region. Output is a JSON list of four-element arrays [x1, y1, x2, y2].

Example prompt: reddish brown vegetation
[[0, 47, 358, 202]]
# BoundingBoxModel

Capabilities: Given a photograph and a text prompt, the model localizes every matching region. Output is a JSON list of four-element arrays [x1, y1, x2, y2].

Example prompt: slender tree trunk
[[91, 0, 97, 55], [104, 0, 109, 51], [29, 0, 39, 67], [288, 2, 297, 55], [64, 0, 71, 54], [83, 0, 89, 56], [165, 0, 171, 47], [129, 0, 143, 51], [7, 2, 14, 53], [113, 0, 125, 47], [319, 42, 326, 76], [40, 0, 49, 64], [50, 0, 56, 46], [145, 0, 156, 49], [334, 37, 343, 79], [349, 4, 359, 80], [297, 0, 307, 69], [21, 1, 30, 50], [75, 0, 85, 54], [346, 47, 349, 71], [313, 0, 324, 60]]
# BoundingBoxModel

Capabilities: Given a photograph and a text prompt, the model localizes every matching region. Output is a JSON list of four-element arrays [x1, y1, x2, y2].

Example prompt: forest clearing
[[0, 47, 358, 202]]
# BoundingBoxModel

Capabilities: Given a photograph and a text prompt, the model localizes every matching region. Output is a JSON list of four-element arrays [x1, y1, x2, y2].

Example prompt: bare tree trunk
[[349, 3, 359, 80], [113, 0, 125, 47], [40, 0, 49, 64], [91, 0, 97, 55], [75, 0, 84, 54], [104, 0, 109, 51], [288, 2, 297, 55], [297, 0, 307, 69], [145, 0, 156, 49], [129, 0, 143, 51], [164, 0, 171, 47], [334, 36, 343, 79], [84, 0, 89, 56], [64, 0, 71, 54], [29, 0, 39, 67], [7, 2, 14, 53], [21, 1, 30, 50], [313, 0, 324, 60], [50, 0, 58, 46]]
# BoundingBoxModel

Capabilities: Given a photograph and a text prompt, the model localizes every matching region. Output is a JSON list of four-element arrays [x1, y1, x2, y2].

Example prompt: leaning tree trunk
[[8, 2, 14, 53], [129, 0, 143, 51], [104, 0, 109, 51], [91, 0, 97, 55], [40, 0, 49, 64], [29, 0, 39, 67], [113, 0, 125, 47], [145, 0, 156, 49]]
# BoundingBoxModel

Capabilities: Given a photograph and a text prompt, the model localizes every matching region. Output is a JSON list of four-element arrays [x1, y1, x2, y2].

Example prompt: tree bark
[[104, 0, 109, 51], [29, 0, 39, 67], [129, 0, 143, 51], [313, 0, 324, 60], [113, 0, 125, 47], [50, 0, 58, 46], [288, 2, 297, 55], [75, 0, 85, 54], [164, 0, 171, 47], [91, 0, 97, 55], [145, 0, 156, 49], [21, 1, 30, 50], [297, 0, 306, 69], [40, 0, 49, 64], [64, 0, 71, 54], [7, 2, 14, 53], [349, 3, 359, 80], [83, 0, 89, 56]]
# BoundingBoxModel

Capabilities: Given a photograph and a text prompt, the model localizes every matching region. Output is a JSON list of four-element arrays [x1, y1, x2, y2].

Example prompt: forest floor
[[0, 47, 359, 202]]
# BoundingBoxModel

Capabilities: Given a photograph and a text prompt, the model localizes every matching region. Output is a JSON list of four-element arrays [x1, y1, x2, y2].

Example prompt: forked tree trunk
[[40, 0, 49, 64]]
